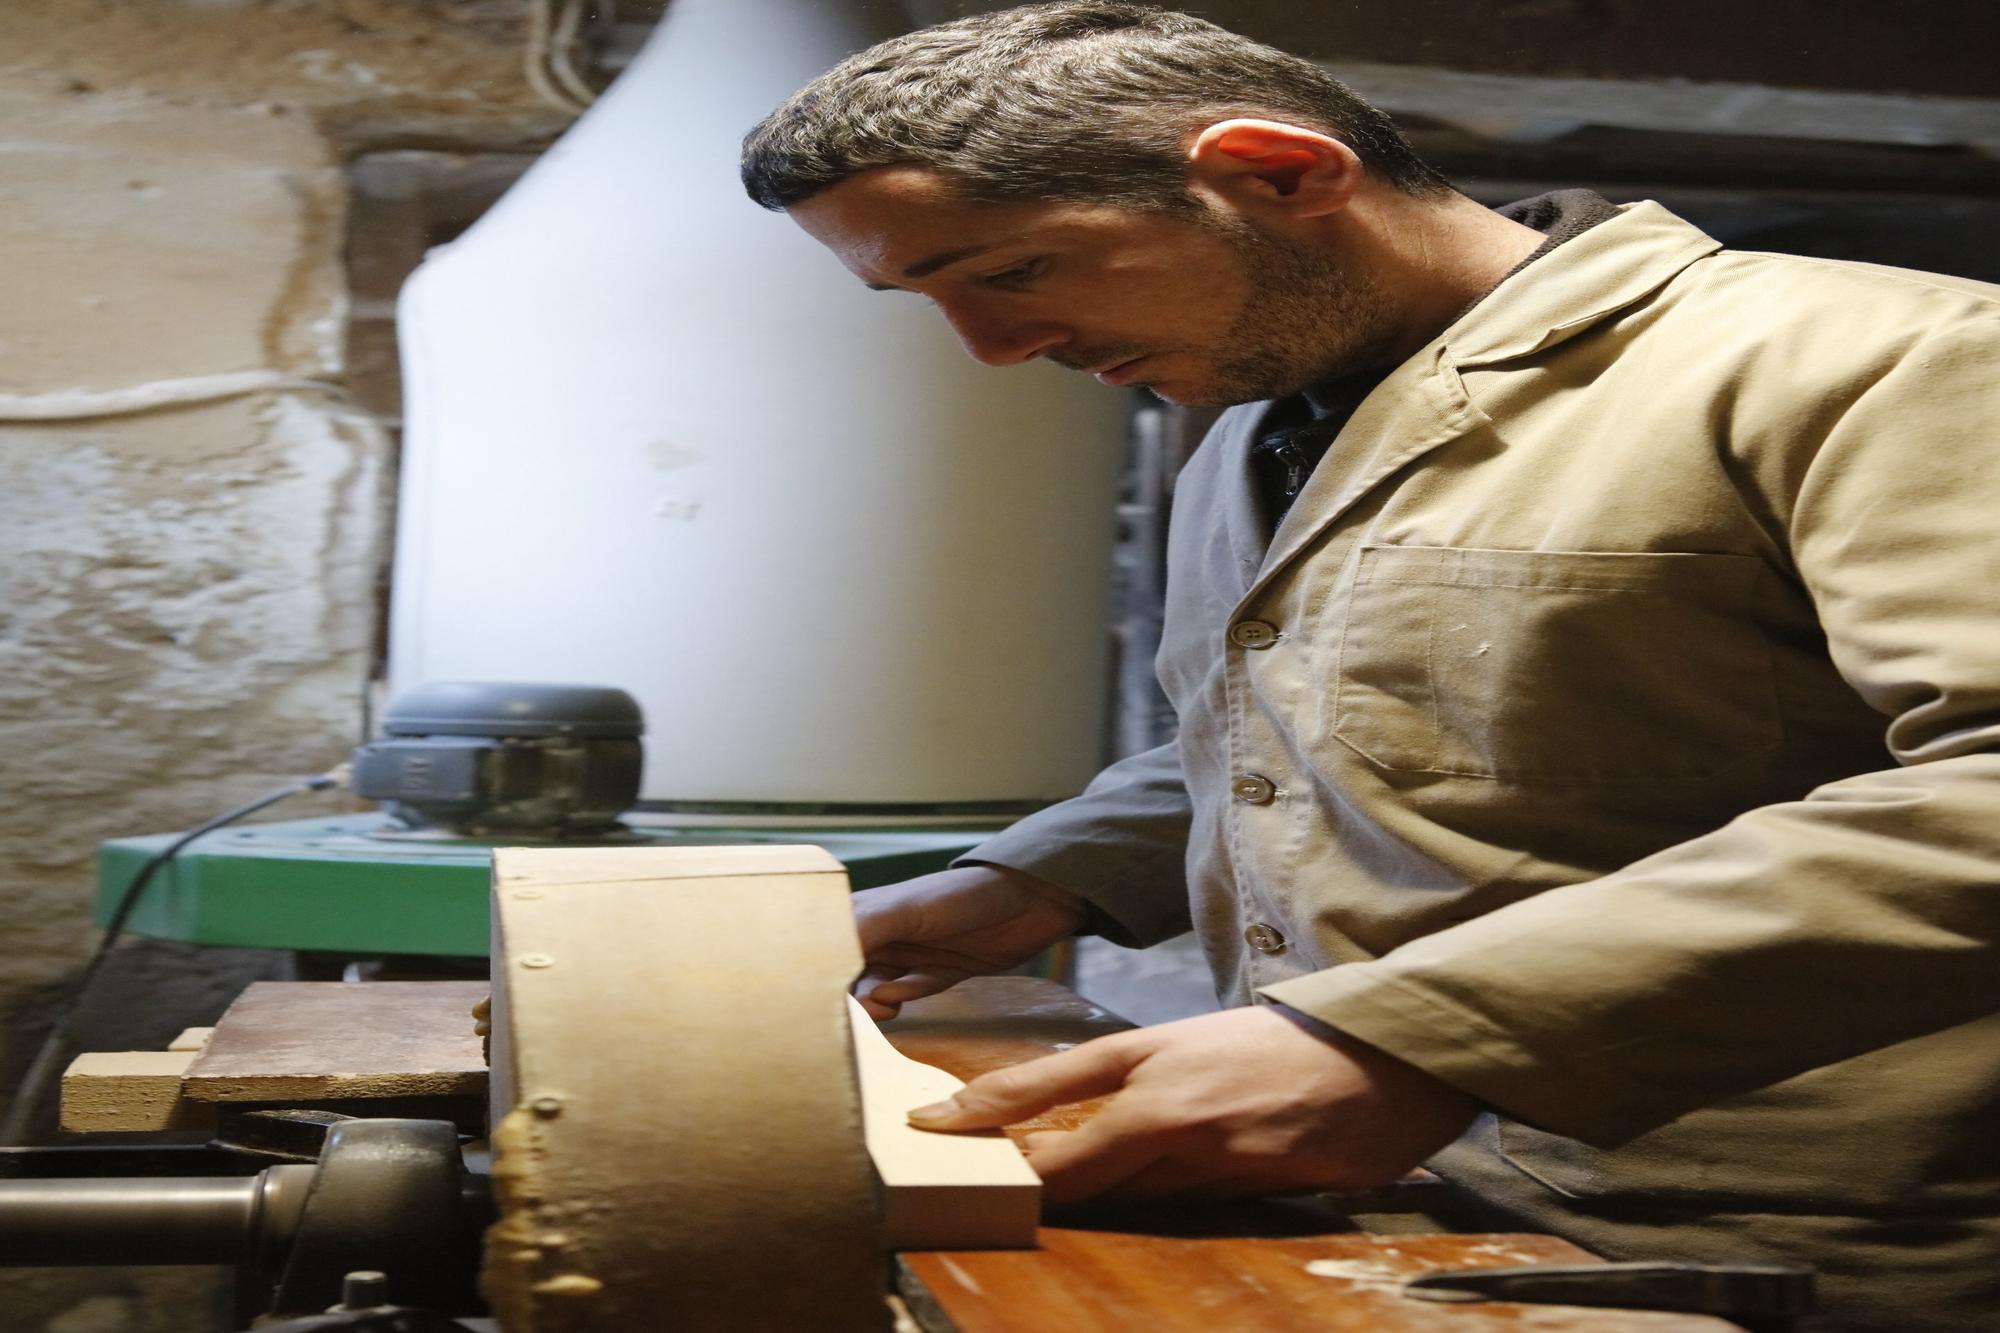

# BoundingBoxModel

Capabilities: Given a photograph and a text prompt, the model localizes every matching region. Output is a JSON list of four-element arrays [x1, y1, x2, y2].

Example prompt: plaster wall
[[0, 4, 561, 1327]]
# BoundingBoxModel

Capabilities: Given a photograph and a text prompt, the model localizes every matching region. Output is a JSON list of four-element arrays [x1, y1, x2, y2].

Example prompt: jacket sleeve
[[955, 737, 1195, 948], [1262, 307, 2000, 1146]]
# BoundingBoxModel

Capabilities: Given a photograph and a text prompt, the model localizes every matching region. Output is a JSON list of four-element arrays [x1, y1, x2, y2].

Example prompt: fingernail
[[906, 1099, 959, 1125]]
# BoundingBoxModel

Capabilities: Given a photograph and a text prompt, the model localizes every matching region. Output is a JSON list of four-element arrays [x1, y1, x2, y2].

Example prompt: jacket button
[[1231, 773, 1277, 805], [1228, 619, 1278, 649], [1244, 923, 1287, 954]]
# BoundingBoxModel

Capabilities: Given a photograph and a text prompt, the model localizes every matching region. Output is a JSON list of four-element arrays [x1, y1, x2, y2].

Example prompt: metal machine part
[[350, 682, 644, 838], [1404, 1260, 1818, 1329], [0, 1117, 493, 1318]]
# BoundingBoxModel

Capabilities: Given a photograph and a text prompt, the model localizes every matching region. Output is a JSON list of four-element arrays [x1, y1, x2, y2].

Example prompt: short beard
[[1175, 213, 1398, 408]]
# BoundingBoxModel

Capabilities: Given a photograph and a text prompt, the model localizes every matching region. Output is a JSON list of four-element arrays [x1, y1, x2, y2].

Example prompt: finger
[[853, 892, 919, 956], [854, 965, 972, 1013], [854, 990, 900, 1021], [1015, 1115, 1175, 1205], [864, 968, 973, 1005], [908, 1033, 1148, 1131]]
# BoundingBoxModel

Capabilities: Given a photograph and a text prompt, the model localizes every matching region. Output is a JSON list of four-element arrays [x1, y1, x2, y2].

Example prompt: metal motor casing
[[351, 682, 644, 837]]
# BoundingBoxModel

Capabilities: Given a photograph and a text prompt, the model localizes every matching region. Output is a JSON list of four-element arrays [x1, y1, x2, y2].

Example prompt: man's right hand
[[852, 864, 1087, 1020]]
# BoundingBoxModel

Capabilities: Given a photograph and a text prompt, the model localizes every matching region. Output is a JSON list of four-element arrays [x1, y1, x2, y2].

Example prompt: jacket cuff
[[954, 820, 1191, 949], [1258, 966, 1655, 1149]]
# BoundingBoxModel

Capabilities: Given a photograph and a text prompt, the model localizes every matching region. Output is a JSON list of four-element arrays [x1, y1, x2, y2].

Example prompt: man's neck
[[1342, 188, 1549, 365]]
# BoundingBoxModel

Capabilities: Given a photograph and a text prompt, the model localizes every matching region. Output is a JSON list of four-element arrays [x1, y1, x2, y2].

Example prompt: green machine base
[[97, 812, 996, 958]]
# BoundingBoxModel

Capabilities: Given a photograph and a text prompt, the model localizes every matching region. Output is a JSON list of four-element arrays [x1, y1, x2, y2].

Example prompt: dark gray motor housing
[[351, 682, 644, 837]]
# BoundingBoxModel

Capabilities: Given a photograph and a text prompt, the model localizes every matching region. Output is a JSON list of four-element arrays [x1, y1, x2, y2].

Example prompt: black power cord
[[0, 766, 349, 1146]]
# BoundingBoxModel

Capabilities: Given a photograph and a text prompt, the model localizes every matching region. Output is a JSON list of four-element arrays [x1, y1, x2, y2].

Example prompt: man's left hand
[[906, 1005, 1479, 1204]]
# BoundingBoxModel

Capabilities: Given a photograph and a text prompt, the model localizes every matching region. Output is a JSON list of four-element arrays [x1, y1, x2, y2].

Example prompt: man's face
[[788, 166, 1394, 406]]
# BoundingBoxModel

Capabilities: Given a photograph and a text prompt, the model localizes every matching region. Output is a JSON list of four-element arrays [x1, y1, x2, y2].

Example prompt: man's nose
[[939, 303, 1067, 367]]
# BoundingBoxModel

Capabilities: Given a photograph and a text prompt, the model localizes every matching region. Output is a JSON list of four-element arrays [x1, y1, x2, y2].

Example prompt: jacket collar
[[1235, 201, 1722, 597], [1444, 200, 1721, 369]]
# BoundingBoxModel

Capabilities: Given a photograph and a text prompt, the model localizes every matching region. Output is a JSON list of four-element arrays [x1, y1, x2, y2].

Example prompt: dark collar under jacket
[[1248, 189, 1622, 535]]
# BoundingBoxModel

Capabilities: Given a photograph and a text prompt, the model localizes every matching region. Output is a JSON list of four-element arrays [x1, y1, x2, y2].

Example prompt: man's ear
[[1187, 118, 1362, 218]]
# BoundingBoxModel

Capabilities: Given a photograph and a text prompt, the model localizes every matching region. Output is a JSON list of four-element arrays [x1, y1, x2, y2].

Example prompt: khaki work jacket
[[969, 202, 2000, 1330]]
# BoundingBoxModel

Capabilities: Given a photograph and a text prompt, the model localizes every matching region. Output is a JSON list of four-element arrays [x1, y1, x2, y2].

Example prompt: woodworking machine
[[0, 1113, 493, 1329], [0, 848, 1807, 1333]]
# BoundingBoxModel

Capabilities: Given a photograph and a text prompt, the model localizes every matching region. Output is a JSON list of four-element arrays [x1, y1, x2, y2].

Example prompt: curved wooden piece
[[484, 845, 889, 1333]]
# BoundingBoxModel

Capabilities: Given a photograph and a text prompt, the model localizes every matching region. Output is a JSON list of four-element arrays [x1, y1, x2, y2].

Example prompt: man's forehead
[[787, 166, 1071, 278]]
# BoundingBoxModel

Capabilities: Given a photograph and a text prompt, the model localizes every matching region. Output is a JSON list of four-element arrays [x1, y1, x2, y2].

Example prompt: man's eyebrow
[[901, 243, 994, 279]]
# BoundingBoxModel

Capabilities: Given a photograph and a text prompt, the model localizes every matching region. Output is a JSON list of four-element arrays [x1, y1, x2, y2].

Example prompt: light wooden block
[[61, 1050, 214, 1132], [849, 995, 1041, 1250], [168, 1026, 213, 1051]]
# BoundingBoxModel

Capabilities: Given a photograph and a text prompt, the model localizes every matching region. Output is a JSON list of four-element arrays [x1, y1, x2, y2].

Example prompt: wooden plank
[[849, 995, 1040, 1250], [181, 981, 488, 1103], [60, 1050, 215, 1132], [900, 1228, 1744, 1332], [168, 1026, 213, 1052]]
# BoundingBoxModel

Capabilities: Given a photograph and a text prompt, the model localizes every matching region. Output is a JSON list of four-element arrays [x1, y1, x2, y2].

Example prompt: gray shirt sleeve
[[954, 737, 1193, 947]]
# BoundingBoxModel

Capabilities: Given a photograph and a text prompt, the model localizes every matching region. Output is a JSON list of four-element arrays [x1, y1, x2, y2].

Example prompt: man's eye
[[984, 258, 1047, 286]]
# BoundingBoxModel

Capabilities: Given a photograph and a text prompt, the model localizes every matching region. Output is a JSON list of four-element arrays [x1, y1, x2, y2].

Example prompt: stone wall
[[0, 5, 566, 1327]]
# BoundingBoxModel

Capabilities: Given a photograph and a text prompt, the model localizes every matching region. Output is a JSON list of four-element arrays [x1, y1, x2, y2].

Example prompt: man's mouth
[[1089, 355, 1148, 386]]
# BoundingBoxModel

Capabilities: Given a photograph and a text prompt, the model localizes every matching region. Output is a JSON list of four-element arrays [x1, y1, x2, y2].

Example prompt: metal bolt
[[519, 953, 555, 969], [339, 1270, 389, 1310], [530, 1096, 563, 1119]]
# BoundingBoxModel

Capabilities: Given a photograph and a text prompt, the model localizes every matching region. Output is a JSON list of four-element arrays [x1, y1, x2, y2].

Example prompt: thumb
[[908, 1031, 1148, 1131]]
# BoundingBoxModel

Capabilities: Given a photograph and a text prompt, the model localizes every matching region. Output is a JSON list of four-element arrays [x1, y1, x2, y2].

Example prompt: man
[[741, 5, 2000, 1328]]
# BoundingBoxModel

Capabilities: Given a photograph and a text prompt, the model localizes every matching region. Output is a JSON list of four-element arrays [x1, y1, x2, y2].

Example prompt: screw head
[[339, 1270, 389, 1310]]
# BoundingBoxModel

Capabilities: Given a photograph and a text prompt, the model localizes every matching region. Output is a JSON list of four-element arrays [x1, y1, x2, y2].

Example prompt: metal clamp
[[1404, 1260, 1816, 1327]]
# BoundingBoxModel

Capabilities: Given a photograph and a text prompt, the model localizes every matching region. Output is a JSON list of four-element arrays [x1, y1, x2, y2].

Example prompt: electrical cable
[[0, 765, 351, 1147], [524, 0, 592, 115], [524, 0, 613, 115], [548, 0, 603, 107]]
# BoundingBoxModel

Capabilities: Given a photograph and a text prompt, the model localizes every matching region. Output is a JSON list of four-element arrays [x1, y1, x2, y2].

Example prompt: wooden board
[[483, 844, 889, 1333], [849, 995, 1040, 1250], [60, 1050, 213, 1132], [181, 980, 488, 1102]]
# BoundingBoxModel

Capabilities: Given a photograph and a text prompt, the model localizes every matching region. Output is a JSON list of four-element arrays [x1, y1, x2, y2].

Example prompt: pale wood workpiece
[[59, 1050, 212, 1132], [849, 994, 1040, 1250]]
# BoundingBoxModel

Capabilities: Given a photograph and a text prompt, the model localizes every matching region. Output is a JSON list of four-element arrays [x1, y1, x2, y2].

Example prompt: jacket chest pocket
[[1330, 546, 1779, 784]]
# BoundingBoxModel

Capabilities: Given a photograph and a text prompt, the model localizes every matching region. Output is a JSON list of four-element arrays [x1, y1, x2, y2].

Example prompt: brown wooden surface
[[888, 979, 1738, 1333], [182, 980, 488, 1102], [900, 1227, 1740, 1332]]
